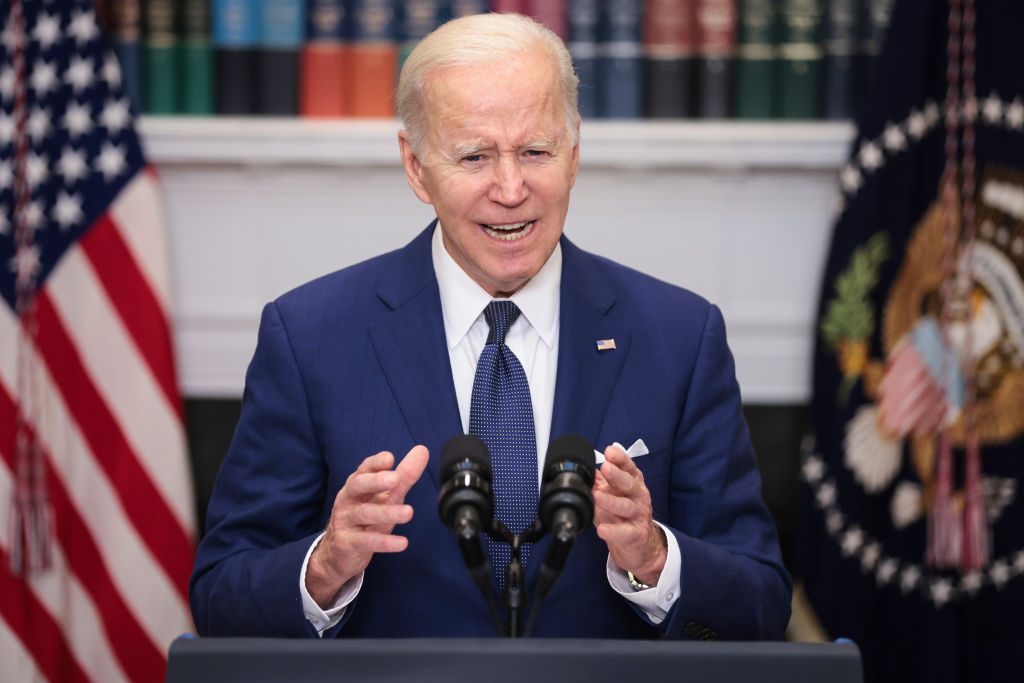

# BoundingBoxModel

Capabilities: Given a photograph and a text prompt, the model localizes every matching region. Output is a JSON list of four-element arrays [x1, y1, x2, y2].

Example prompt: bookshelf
[[140, 118, 854, 404]]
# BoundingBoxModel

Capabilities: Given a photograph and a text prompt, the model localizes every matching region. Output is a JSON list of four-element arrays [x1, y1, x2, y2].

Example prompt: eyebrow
[[452, 137, 558, 158]]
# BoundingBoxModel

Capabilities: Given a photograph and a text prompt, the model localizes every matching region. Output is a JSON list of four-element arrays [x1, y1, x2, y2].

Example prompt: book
[[569, 0, 601, 118], [257, 0, 304, 115], [143, 0, 179, 113], [734, 0, 776, 119], [399, 0, 443, 71], [778, 0, 822, 119], [529, 0, 568, 41], [108, 0, 144, 112], [855, 0, 894, 104], [643, 0, 696, 118], [212, 0, 260, 114], [180, 0, 215, 114], [695, 0, 736, 118], [598, 0, 645, 119], [822, 0, 856, 119], [301, 0, 348, 117], [348, 0, 399, 118], [446, 0, 489, 20]]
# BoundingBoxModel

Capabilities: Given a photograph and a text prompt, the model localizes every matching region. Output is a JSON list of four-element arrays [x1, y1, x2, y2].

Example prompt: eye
[[524, 149, 548, 158], [462, 154, 485, 163]]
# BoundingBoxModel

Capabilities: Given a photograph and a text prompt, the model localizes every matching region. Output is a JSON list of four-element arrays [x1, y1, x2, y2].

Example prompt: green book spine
[[777, 0, 823, 119], [181, 0, 214, 114], [143, 0, 179, 113], [735, 0, 776, 119]]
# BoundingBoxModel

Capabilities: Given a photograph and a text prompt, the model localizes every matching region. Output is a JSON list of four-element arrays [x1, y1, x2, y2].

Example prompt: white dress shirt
[[300, 224, 680, 635]]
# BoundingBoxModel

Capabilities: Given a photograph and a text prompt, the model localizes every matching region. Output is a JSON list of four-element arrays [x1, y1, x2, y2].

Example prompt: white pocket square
[[594, 439, 649, 464]]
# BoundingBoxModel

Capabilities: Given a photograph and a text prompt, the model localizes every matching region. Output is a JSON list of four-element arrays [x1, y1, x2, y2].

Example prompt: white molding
[[144, 119, 854, 404]]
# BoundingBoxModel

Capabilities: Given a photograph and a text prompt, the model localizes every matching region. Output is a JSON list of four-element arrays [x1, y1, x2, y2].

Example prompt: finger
[[339, 530, 410, 555], [593, 489, 642, 521], [599, 460, 638, 496], [355, 451, 396, 474], [343, 502, 414, 528], [343, 469, 401, 498], [603, 444, 635, 472], [393, 445, 430, 497]]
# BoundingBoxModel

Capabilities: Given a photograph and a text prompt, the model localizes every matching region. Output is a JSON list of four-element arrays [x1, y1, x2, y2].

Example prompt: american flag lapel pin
[[596, 339, 616, 351]]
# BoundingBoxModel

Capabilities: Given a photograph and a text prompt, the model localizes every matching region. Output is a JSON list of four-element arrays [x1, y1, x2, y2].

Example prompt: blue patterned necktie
[[469, 300, 538, 588]]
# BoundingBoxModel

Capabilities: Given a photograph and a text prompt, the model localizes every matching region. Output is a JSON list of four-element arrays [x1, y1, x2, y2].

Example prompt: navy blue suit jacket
[[189, 225, 791, 639]]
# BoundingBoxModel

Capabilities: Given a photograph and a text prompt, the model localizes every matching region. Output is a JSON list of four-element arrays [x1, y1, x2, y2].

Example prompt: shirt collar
[[431, 222, 561, 350]]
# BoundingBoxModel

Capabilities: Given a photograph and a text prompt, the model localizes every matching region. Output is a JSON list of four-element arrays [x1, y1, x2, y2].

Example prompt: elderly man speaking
[[189, 13, 791, 641]]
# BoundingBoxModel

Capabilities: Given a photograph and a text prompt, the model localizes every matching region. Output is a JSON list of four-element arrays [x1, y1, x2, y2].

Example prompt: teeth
[[483, 221, 534, 241]]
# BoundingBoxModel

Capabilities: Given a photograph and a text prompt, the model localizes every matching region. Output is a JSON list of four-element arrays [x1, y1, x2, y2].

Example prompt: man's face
[[399, 53, 580, 297]]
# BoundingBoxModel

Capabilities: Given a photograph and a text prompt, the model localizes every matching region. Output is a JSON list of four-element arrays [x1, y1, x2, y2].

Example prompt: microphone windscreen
[[440, 434, 492, 481], [543, 434, 596, 485]]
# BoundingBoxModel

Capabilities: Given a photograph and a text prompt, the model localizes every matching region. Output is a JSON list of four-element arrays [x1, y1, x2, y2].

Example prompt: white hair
[[397, 13, 580, 158]]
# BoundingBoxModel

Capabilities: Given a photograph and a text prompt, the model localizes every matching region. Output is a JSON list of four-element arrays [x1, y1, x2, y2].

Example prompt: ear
[[398, 130, 434, 205], [568, 115, 581, 188]]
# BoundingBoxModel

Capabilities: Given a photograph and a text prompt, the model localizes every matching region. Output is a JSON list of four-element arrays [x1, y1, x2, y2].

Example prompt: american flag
[[0, 1, 196, 681]]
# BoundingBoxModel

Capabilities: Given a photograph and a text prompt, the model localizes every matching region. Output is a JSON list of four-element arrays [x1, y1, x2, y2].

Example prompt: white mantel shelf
[[143, 118, 855, 403]]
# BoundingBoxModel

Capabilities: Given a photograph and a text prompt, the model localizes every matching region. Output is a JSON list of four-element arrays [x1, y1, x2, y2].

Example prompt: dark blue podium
[[165, 638, 862, 683]]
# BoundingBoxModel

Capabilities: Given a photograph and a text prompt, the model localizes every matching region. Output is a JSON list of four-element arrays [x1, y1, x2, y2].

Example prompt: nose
[[487, 155, 528, 206]]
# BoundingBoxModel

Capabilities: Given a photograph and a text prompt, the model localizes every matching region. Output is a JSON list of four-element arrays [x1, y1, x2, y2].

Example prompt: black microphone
[[437, 435, 505, 636], [538, 434, 596, 551], [438, 435, 494, 568], [524, 434, 597, 637]]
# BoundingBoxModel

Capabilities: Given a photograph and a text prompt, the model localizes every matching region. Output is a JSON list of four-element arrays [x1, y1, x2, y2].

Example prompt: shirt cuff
[[605, 521, 681, 625], [300, 531, 363, 637]]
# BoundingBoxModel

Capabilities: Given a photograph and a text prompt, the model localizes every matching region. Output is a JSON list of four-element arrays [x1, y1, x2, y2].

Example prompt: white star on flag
[[1007, 99, 1024, 129], [63, 100, 93, 137], [840, 165, 863, 192], [859, 142, 883, 171], [860, 542, 881, 570], [0, 162, 12, 190], [990, 560, 1011, 588], [825, 509, 845, 534], [66, 54, 94, 92], [0, 211, 9, 235], [900, 566, 921, 593], [96, 141, 127, 180], [0, 110, 14, 144], [23, 199, 44, 229], [930, 579, 954, 606], [961, 572, 984, 594], [883, 122, 907, 151], [11, 244, 42, 285], [840, 527, 864, 556], [802, 455, 825, 484], [876, 558, 898, 585], [0, 66, 15, 101], [26, 151, 49, 188], [30, 59, 59, 96], [68, 8, 100, 44], [103, 52, 122, 87], [58, 146, 89, 182], [33, 12, 63, 50], [101, 97, 131, 133], [28, 107, 51, 142], [907, 110, 929, 139], [982, 93, 1004, 123], [53, 190, 84, 229]]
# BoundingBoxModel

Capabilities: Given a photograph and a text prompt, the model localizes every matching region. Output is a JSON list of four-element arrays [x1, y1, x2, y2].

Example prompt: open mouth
[[481, 221, 535, 241]]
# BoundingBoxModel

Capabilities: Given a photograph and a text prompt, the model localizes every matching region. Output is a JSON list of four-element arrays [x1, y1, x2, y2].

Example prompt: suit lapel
[[528, 237, 631, 587], [367, 224, 462, 490]]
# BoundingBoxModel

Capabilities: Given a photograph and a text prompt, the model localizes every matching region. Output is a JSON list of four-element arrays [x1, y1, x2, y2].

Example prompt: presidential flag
[[801, 1, 1024, 681], [0, 1, 196, 681]]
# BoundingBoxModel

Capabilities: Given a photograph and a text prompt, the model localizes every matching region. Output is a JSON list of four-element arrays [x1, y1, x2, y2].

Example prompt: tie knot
[[483, 300, 521, 346]]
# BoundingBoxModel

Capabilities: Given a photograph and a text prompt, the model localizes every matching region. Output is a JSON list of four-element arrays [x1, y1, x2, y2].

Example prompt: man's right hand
[[305, 445, 430, 608]]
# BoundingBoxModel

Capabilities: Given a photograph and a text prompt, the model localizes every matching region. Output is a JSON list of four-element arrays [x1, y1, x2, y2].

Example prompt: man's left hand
[[593, 444, 667, 586]]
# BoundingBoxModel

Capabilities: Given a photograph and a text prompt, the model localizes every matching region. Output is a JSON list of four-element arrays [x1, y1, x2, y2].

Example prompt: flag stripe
[[47, 241, 195, 534], [0, 620, 49, 683], [0, 302, 193, 650], [0, 554, 91, 683], [80, 211, 183, 419], [0, 388, 167, 682], [109, 170, 174, 314], [31, 292, 194, 599]]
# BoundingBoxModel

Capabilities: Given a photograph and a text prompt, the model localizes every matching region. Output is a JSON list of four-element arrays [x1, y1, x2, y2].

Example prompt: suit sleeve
[[655, 304, 792, 640], [189, 301, 351, 637]]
